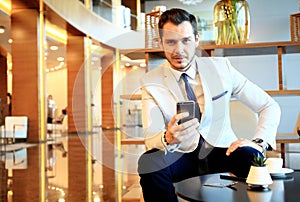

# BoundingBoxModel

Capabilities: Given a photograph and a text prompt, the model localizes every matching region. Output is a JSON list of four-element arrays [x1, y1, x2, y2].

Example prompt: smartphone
[[177, 101, 195, 124]]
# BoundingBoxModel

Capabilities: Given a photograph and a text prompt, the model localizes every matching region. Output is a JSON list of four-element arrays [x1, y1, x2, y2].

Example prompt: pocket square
[[212, 91, 228, 101]]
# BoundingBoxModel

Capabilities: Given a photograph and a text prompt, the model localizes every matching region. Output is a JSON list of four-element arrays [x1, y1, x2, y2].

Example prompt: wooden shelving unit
[[199, 41, 300, 95]]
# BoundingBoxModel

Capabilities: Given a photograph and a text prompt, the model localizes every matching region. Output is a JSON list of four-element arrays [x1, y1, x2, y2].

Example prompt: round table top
[[174, 171, 299, 202]]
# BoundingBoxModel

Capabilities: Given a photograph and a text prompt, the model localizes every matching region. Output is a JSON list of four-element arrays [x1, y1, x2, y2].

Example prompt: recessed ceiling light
[[92, 56, 99, 61], [8, 39, 13, 44], [140, 63, 146, 68], [50, 45, 58, 51], [57, 57, 64, 62], [0, 26, 5, 34]]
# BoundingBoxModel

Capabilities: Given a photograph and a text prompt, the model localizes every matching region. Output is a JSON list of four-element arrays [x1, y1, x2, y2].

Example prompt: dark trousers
[[138, 144, 262, 202]]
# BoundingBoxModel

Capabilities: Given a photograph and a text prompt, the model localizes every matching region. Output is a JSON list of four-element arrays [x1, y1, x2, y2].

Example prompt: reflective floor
[[0, 128, 145, 202]]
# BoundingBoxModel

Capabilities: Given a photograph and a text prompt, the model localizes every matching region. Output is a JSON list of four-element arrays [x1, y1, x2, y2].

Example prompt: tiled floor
[[2, 130, 300, 201], [0, 129, 145, 202]]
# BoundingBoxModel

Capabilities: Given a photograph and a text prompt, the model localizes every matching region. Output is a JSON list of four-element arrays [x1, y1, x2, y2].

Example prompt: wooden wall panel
[[101, 54, 114, 128], [0, 161, 8, 201], [0, 55, 7, 124], [68, 136, 88, 201], [101, 53, 116, 201], [66, 35, 90, 200], [12, 146, 40, 201], [67, 35, 86, 133], [11, 8, 40, 142]]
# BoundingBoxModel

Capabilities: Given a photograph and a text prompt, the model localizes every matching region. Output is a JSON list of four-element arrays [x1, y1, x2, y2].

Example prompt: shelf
[[266, 90, 300, 95], [200, 41, 300, 50], [120, 48, 163, 54], [120, 48, 163, 60], [276, 135, 300, 143], [120, 91, 300, 101], [120, 94, 142, 100], [120, 41, 300, 56], [267, 90, 300, 96], [199, 41, 300, 56], [121, 138, 145, 145], [120, 90, 300, 101]]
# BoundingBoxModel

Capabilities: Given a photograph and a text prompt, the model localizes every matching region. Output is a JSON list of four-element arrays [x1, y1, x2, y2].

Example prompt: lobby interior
[[1, 0, 300, 201]]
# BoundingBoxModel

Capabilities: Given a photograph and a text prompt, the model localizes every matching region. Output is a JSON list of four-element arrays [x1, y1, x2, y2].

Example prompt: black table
[[174, 171, 300, 202]]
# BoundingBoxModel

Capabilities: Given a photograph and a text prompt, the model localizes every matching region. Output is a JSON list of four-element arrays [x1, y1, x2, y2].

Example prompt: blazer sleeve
[[228, 59, 281, 149], [141, 86, 168, 151]]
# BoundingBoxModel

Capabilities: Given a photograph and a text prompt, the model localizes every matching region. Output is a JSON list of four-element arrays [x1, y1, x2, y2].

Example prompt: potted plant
[[246, 154, 273, 189]]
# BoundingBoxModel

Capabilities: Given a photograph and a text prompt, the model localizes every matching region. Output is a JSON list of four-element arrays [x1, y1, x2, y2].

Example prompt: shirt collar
[[169, 60, 197, 82]]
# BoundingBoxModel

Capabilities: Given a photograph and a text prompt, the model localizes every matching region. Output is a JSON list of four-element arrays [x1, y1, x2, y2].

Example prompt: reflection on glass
[[247, 189, 272, 202]]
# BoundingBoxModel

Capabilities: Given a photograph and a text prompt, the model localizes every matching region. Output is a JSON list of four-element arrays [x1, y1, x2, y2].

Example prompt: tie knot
[[181, 73, 189, 82]]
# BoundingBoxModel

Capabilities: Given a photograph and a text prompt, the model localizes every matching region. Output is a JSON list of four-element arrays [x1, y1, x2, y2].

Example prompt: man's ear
[[158, 37, 163, 49], [195, 33, 200, 46]]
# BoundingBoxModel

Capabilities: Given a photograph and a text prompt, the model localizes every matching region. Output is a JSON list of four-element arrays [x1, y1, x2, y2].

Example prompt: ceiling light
[[178, 0, 204, 5], [0, 26, 5, 34], [8, 39, 13, 44], [140, 63, 146, 68], [57, 57, 64, 62], [92, 56, 99, 61], [50, 45, 58, 51]]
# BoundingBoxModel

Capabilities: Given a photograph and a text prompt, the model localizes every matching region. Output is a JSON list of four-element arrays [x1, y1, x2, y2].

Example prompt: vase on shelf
[[213, 0, 250, 45]]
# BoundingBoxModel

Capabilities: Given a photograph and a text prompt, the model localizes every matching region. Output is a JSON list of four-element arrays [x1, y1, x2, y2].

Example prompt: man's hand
[[226, 138, 263, 156], [165, 112, 200, 145]]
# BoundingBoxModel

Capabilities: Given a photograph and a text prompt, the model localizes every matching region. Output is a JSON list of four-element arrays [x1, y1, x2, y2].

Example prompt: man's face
[[160, 21, 199, 72]]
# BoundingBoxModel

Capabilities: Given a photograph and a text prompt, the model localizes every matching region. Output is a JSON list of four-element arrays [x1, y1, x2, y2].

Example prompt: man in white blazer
[[138, 8, 281, 202]]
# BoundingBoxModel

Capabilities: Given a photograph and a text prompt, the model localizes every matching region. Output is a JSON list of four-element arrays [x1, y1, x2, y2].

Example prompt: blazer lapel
[[196, 58, 228, 144], [196, 58, 225, 100], [162, 64, 185, 102]]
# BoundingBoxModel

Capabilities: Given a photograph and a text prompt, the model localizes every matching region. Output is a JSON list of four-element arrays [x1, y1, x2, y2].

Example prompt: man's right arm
[[141, 88, 169, 151], [141, 87, 200, 153]]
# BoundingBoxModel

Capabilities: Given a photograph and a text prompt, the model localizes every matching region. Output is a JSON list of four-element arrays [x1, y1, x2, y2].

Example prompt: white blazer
[[141, 57, 281, 152]]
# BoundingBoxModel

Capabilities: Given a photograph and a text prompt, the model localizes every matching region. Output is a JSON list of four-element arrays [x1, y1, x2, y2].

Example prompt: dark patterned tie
[[181, 73, 201, 122], [182, 73, 204, 147]]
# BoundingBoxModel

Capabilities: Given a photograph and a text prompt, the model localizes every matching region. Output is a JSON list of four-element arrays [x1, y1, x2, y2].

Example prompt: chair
[[47, 115, 68, 134], [5, 148, 28, 169], [0, 116, 28, 143], [230, 99, 258, 139], [230, 100, 281, 158]]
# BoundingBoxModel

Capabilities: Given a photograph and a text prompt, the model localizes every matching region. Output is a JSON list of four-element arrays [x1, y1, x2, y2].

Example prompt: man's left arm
[[227, 59, 281, 151]]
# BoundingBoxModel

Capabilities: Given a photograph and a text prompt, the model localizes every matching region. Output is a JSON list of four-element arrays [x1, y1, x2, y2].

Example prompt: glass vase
[[214, 0, 250, 45]]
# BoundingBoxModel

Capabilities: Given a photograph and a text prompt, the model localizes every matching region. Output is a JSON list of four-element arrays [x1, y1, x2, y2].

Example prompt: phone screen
[[177, 101, 195, 124]]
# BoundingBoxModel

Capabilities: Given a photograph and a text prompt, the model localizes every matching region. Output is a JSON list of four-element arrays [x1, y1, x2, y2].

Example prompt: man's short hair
[[158, 8, 198, 39]]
